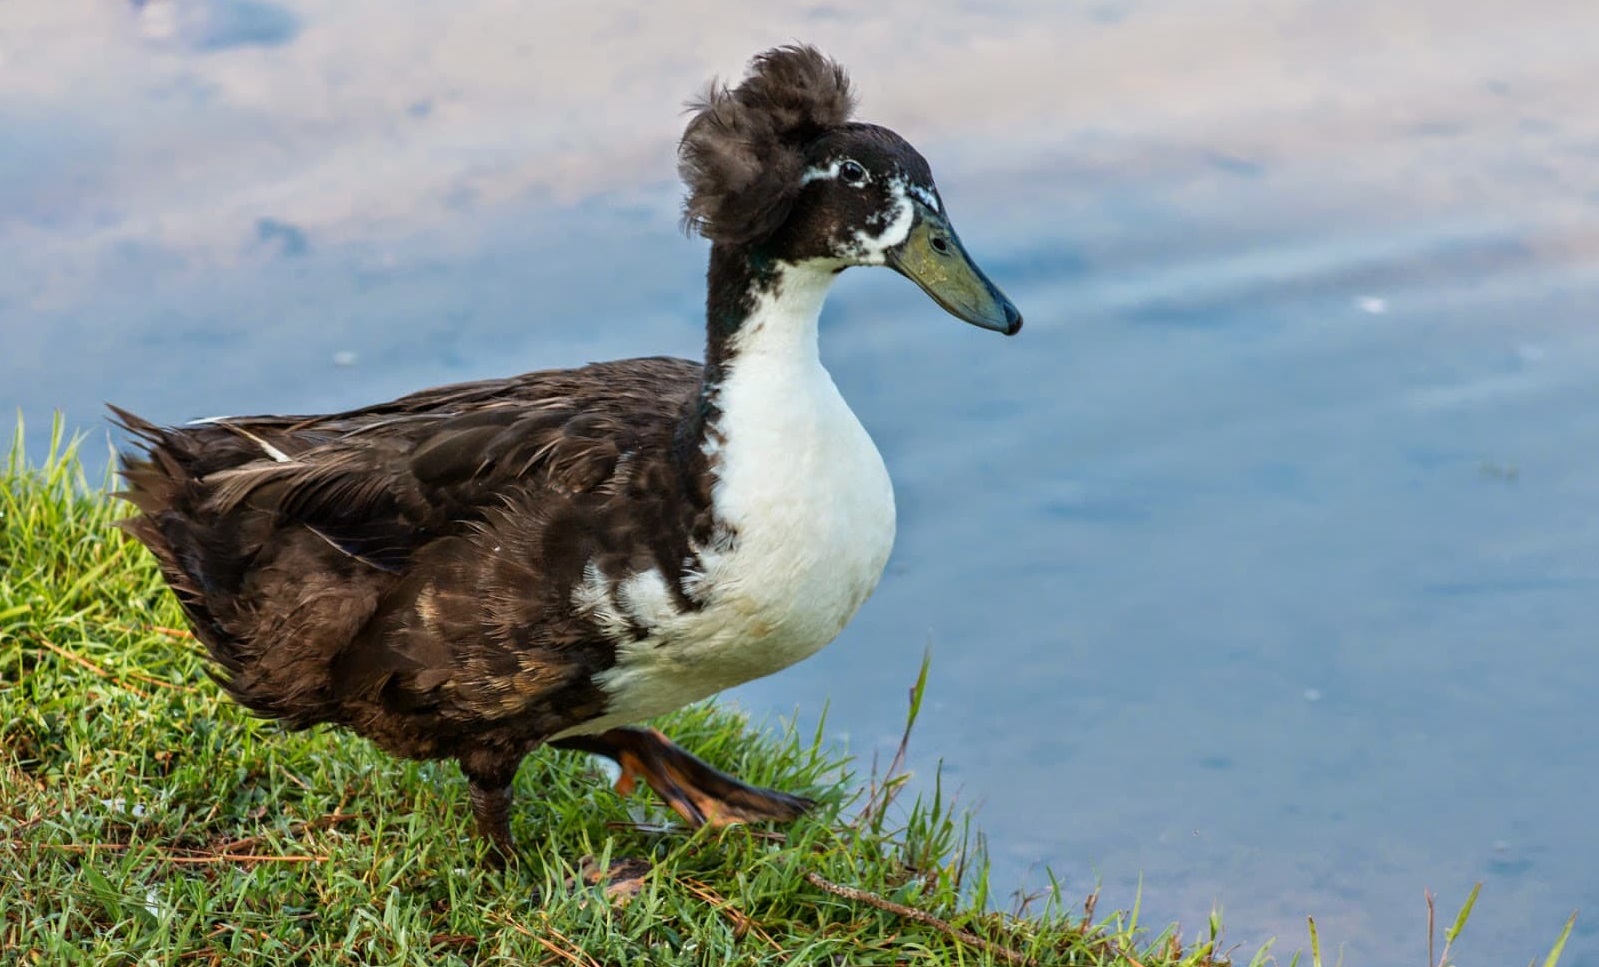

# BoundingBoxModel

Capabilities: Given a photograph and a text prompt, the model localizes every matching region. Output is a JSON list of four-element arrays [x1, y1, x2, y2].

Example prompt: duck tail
[[109, 405, 240, 663], [108, 405, 361, 728]]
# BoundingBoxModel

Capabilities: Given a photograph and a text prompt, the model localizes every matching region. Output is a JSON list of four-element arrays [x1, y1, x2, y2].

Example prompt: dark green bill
[[886, 201, 1022, 335]]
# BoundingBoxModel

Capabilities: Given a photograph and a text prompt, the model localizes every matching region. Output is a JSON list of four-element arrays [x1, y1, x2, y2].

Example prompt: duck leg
[[551, 727, 813, 827], [465, 770, 518, 866]]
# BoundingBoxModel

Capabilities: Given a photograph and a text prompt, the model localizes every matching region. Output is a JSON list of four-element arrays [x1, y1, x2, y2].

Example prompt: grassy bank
[[0, 423, 1569, 965]]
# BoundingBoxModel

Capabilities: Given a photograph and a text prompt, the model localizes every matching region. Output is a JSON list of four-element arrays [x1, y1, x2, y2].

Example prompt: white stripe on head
[[802, 158, 875, 187], [801, 160, 842, 185], [905, 182, 940, 213]]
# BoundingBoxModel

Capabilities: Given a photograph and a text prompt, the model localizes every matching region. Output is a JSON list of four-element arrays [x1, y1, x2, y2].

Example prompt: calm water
[[4, 1, 1597, 961]]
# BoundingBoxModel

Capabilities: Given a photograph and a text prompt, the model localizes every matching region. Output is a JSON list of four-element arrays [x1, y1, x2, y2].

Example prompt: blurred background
[[3, 1, 1597, 961]]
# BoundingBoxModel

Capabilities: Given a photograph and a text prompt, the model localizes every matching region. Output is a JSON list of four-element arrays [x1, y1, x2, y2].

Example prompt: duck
[[111, 45, 1020, 863]]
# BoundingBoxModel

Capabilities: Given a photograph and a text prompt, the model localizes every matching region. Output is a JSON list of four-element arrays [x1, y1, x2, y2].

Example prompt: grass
[[0, 418, 1575, 966]]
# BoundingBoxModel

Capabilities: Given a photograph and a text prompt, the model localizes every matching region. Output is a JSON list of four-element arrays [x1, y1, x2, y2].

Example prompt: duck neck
[[704, 243, 837, 377], [682, 243, 841, 461]]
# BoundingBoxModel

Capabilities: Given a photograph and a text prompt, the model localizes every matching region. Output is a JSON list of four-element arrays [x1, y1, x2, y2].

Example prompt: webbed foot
[[554, 726, 813, 827]]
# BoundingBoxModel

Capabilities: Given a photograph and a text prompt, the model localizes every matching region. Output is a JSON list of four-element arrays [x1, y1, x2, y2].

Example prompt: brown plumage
[[679, 44, 857, 245], [115, 360, 697, 735], [113, 357, 809, 858], [112, 44, 1021, 863]]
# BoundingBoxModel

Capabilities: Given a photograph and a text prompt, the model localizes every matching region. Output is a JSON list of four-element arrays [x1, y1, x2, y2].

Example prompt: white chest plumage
[[554, 265, 896, 737]]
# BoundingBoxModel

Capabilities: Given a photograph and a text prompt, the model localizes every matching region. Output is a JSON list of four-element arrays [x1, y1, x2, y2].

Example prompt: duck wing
[[112, 356, 705, 739]]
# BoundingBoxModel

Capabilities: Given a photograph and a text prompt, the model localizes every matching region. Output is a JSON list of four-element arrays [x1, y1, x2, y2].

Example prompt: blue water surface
[[3, 2, 1596, 962]]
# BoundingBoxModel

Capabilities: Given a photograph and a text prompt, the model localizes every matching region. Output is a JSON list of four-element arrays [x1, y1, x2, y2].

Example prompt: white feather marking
[[906, 182, 940, 213], [852, 179, 914, 265], [208, 420, 292, 463], [552, 262, 897, 737], [802, 158, 873, 187], [800, 160, 842, 185], [572, 562, 635, 641]]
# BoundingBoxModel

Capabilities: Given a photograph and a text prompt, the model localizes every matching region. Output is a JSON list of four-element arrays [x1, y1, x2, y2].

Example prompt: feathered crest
[[678, 45, 857, 245]]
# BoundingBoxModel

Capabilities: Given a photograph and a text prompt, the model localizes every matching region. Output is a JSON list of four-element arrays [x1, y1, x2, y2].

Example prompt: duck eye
[[838, 160, 867, 186]]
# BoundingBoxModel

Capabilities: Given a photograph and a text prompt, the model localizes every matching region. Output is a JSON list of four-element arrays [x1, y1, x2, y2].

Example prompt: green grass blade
[[1541, 911, 1577, 967], [1445, 882, 1481, 947]]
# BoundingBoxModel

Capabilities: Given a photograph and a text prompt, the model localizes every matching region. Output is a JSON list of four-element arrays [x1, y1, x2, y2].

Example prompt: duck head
[[679, 46, 1021, 336]]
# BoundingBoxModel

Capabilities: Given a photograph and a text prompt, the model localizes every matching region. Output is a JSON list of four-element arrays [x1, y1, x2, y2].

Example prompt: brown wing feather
[[112, 356, 705, 756]]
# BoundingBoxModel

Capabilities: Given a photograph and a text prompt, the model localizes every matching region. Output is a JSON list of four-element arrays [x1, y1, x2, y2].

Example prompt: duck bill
[[886, 203, 1022, 335]]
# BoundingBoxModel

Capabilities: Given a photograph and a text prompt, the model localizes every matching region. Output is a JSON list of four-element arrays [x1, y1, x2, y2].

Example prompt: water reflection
[[4, 2, 1597, 962]]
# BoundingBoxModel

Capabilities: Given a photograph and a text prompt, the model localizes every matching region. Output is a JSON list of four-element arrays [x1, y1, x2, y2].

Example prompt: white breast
[[553, 264, 896, 737]]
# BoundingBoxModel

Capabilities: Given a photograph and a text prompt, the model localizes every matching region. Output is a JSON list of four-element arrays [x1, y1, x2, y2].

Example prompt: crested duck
[[113, 45, 1020, 862]]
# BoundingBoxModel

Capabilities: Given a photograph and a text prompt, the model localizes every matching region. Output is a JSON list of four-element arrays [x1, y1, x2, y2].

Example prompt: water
[[4, 2, 1597, 961]]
